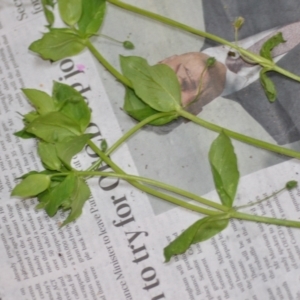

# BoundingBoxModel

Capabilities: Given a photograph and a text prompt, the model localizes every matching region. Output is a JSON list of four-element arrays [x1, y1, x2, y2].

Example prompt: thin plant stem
[[85, 39, 132, 87], [235, 187, 286, 210], [178, 108, 300, 159], [86, 140, 223, 216], [53, 170, 229, 212], [84, 141, 300, 228], [84, 37, 300, 160], [98, 33, 123, 44], [107, 0, 300, 83], [87, 112, 177, 172], [231, 210, 300, 228]]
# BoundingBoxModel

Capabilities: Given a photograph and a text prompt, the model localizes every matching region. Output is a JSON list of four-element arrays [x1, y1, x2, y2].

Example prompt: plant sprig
[[10, 0, 300, 262], [12, 82, 300, 262]]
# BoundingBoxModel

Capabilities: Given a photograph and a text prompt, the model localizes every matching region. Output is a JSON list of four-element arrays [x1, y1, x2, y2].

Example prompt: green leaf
[[36, 180, 59, 209], [11, 174, 51, 198], [42, 0, 55, 7], [56, 134, 93, 169], [58, 0, 82, 26], [16, 171, 39, 179], [260, 32, 285, 62], [22, 89, 56, 115], [124, 88, 176, 125], [41, 174, 77, 217], [26, 112, 81, 143], [78, 0, 106, 35], [19, 170, 65, 181], [61, 178, 90, 226], [52, 82, 91, 132], [52, 81, 83, 104], [44, 8, 55, 26], [23, 111, 39, 123], [29, 28, 86, 61], [120, 56, 181, 112], [14, 129, 35, 139], [209, 132, 239, 207], [164, 215, 229, 262], [38, 142, 62, 171], [260, 68, 277, 102], [41, 0, 55, 26]]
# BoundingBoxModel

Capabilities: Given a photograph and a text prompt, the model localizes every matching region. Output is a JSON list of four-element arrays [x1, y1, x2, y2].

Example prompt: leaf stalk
[[107, 0, 300, 83]]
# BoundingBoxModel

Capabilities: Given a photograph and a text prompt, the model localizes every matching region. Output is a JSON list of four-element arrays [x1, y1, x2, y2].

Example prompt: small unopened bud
[[123, 40, 135, 50], [101, 139, 108, 152], [286, 180, 298, 190], [206, 57, 216, 67], [233, 17, 245, 30]]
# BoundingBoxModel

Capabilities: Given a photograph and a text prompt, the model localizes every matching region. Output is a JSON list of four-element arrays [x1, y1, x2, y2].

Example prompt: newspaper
[[1, 1, 300, 299]]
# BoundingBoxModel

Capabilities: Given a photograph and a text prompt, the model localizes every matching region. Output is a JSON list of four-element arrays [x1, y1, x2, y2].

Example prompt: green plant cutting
[[10, 0, 300, 262]]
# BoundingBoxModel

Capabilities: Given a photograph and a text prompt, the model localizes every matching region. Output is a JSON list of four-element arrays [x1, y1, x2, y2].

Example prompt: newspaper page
[[1, 1, 300, 300]]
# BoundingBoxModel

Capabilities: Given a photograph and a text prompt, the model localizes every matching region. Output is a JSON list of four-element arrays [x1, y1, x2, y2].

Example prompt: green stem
[[107, 0, 300, 83], [235, 187, 286, 210], [85, 39, 132, 87], [85, 25, 300, 160], [178, 108, 300, 159], [81, 145, 300, 228], [107, 0, 238, 49], [87, 112, 177, 171], [231, 210, 300, 228], [86, 140, 222, 216], [69, 170, 229, 212], [51, 169, 300, 228], [98, 33, 123, 44]]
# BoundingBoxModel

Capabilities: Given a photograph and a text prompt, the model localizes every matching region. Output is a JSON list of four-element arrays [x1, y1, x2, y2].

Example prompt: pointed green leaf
[[36, 180, 61, 210], [42, 174, 76, 217], [29, 29, 86, 61], [14, 129, 35, 139], [23, 111, 39, 123], [22, 89, 56, 115], [16, 171, 39, 179], [260, 32, 285, 61], [56, 134, 93, 169], [41, 0, 55, 26], [78, 0, 106, 35], [61, 100, 91, 132], [192, 218, 228, 244], [42, 0, 55, 7], [52, 82, 91, 132], [26, 112, 81, 143], [58, 0, 82, 26], [120, 56, 181, 112], [20, 170, 64, 181], [38, 142, 62, 171], [124, 88, 176, 125], [36, 182, 56, 209], [209, 132, 239, 207], [164, 215, 229, 262], [52, 81, 83, 104], [11, 174, 51, 198], [260, 68, 277, 102], [62, 178, 90, 226]]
